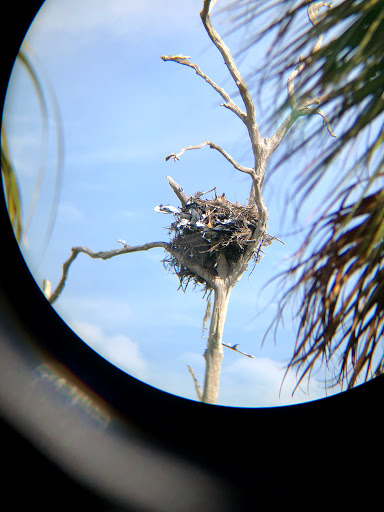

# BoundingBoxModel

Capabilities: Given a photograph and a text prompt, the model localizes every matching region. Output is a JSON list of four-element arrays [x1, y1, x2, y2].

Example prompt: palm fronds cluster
[[279, 189, 384, 390], [225, 0, 384, 389]]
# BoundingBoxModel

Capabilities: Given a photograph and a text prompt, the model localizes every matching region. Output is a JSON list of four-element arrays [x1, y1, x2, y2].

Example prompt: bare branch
[[195, 185, 217, 198], [160, 54, 246, 123], [308, 1, 333, 54], [167, 176, 217, 205], [187, 365, 203, 401], [222, 342, 254, 359], [200, 0, 263, 155], [269, 2, 336, 153], [48, 236, 218, 305], [300, 94, 330, 108], [165, 140, 255, 176], [162, 0, 266, 206], [316, 109, 337, 137], [48, 242, 170, 304], [288, 3, 333, 105], [287, 58, 305, 110], [267, 109, 304, 154], [268, 103, 336, 155], [166, 175, 188, 207]]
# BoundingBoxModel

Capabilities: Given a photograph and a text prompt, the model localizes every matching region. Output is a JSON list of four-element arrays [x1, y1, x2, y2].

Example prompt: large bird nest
[[161, 192, 270, 291]]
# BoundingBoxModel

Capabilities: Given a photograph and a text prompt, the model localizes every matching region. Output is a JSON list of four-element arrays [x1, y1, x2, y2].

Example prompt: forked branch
[[162, 0, 264, 166]]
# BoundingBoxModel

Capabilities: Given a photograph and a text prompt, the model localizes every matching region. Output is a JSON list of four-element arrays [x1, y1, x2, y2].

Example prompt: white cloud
[[219, 356, 337, 407], [58, 318, 340, 407], [71, 320, 148, 379], [57, 296, 134, 330]]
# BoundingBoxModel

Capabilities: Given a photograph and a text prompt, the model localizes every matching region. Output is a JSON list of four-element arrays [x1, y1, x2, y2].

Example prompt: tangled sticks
[[156, 192, 279, 291]]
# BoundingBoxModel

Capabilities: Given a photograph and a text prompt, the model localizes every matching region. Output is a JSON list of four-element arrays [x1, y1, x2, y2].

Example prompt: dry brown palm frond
[[275, 189, 384, 392], [223, 0, 384, 393]]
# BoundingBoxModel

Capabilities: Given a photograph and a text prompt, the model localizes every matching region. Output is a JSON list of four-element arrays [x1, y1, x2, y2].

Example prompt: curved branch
[[48, 241, 170, 305], [268, 101, 336, 155], [160, 54, 246, 123], [287, 58, 305, 111], [315, 109, 337, 137], [200, 0, 263, 155], [166, 140, 255, 176], [48, 236, 215, 305]]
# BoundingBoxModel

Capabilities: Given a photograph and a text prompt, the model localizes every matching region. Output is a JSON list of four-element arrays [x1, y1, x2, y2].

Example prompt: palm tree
[[225, 0, 384, 390]]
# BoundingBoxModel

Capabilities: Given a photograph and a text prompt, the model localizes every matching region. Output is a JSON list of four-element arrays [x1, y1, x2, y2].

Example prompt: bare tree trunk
[[45, 1, 336, 406], [202, 279, 232, 404]]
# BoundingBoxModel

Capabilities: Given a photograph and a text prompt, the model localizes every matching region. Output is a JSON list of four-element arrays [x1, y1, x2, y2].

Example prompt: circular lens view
[[2, 0, 383, 406]]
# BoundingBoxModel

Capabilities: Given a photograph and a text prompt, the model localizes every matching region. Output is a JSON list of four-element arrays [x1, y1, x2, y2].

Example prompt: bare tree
[[45, 0, 334, 404]]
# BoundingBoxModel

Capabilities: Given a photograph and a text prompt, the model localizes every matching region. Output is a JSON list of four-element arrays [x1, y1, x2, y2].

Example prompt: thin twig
[[194, 186, 217, 199], [222, 342, 254, 358], [316, 109, 337, 137], [269, 2, 336, 152], [200, 0, 263, 159], [160, 54, 246, 123], [187, 365, 203, 401], [287, 58, 305, 110]]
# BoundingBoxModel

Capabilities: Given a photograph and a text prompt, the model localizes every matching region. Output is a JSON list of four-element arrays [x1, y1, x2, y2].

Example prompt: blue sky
[[3, 0, 351, 406]]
